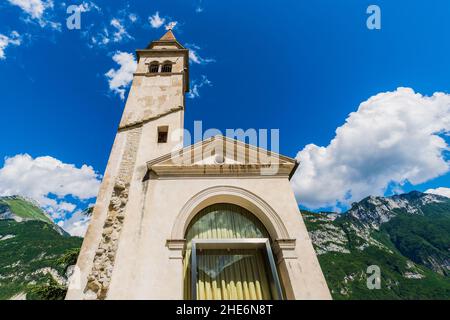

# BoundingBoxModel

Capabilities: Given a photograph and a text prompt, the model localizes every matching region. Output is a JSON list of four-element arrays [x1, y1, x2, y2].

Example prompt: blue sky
[[0, 0, 449, 234]]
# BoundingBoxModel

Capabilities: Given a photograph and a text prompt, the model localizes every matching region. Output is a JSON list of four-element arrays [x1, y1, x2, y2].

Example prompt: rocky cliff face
[[303, 191, 450, 299], [346, 191, 447, 229]]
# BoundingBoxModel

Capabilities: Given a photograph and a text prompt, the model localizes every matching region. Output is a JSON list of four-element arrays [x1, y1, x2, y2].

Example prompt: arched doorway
[[183, 203, 283, 300]]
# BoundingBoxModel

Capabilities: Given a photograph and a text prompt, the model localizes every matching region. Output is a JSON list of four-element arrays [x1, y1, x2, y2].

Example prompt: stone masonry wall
[[84, 127, 142, 299]]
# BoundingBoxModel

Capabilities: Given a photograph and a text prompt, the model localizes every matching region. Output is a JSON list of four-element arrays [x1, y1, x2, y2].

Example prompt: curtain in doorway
[[183, 203, 272, 300], [196, 249, 272, 300]]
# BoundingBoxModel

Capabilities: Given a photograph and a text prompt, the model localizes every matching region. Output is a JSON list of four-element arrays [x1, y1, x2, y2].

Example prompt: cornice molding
[[118, 106, 184, 132], [147, 135, 297, 178], [151, 163, 294, 178]]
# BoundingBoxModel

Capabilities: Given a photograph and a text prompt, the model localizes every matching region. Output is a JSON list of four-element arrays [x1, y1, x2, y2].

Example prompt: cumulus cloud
[[425, 187, 450, 198], [149, 11, 165, 28], [0, 31, 21, 60], [188, 75, 212, 99], [186, 44, 215, 65], [58, 209, 91, 237], [105, 51, 137, 100], [0, 154, 101, 217], [291, 88, 450, 210]]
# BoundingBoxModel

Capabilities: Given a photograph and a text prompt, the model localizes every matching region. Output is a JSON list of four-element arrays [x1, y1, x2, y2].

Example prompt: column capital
[[273, 238, 297, 262], [166, 239, 186, 259]]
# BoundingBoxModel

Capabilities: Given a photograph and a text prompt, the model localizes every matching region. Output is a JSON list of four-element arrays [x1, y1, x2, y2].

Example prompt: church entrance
[[183, 203, 283, 300]]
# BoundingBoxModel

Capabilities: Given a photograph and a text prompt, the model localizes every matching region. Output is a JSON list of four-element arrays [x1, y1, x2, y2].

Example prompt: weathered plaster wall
[[107, 178, 331, 300], [119, 51, 186, 129]]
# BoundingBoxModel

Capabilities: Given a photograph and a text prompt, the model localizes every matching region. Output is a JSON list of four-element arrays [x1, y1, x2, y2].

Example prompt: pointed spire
[[145, 26, 184, 49], [160, 29, 176, 41]]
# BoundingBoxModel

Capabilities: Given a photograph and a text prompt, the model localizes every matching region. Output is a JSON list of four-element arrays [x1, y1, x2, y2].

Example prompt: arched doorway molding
[[170, 185, 290, 241]]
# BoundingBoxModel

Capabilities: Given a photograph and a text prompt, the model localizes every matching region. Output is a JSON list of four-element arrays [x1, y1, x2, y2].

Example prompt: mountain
[[0, 196, 82, 300], [0, 196, 68, 236], [303, 191, 450, 299], [1, 192, 449, 300]]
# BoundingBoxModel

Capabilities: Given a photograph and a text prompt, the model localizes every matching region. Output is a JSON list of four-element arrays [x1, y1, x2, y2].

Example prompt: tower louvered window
[[162, 63, 172, 73], [149, 63, 159, 73]]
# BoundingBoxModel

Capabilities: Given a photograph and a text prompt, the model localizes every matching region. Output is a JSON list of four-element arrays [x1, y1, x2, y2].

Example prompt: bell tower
[[66, 30, 190, 300], [120, 29, 189, 158]]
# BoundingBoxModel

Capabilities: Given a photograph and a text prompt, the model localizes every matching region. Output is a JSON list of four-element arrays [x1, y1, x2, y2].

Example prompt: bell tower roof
[[145, 29, 185, 50], [160, 29, 176, 41]]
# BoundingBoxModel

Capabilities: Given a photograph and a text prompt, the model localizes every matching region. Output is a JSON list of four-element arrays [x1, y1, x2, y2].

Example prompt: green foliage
[[381, 206, 450, 275], [28, 275, 67, 300], [56, 247, 80, 272], [0, 220, 82, 299], [302, 198, 450, 300], [317, 246, 450, 300]]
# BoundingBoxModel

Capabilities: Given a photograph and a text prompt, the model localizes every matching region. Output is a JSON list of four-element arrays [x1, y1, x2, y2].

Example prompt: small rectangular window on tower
[[157, 126, 169, 143]]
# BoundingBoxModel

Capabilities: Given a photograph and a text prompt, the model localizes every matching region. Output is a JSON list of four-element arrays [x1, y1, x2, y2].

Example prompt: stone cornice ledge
[[118, 106, 184, 132], [150, 164, 294, 178]]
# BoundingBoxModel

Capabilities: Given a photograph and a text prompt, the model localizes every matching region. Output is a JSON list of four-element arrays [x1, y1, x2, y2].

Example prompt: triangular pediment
[[147, 136, 298, 178]]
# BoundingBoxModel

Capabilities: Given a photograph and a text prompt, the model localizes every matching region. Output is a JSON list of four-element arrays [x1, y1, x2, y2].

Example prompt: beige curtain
[[183, 203, 272, 300], [196, 249, 272, 300]]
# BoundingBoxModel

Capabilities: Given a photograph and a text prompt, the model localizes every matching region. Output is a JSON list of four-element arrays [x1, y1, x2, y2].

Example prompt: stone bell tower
[[66, 29, 189, 300]]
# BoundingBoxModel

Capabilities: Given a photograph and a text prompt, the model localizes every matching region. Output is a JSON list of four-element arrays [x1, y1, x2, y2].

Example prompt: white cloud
[[291, 88, 450, 210], [186, 44, 215, 65], [425, 187, 450, 198], [59, 209, 91, 237], [8, 0, 47, 19], [90, 27, 110, 46], [0, 31, 21, 60], [188, 75, 212, 99], [0, 154, 101, 215], [105, 51, 137, 100], [149, 11, 165, 28], [110, 18, 132, 42], [129, 13, 137, 23], [165, 21, 178, 30], [78, 1, 100, 13], [8, 0, 59, 29]]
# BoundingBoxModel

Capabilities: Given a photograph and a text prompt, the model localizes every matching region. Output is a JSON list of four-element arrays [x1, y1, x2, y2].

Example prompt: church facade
[[66, 31, 331, 300]]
